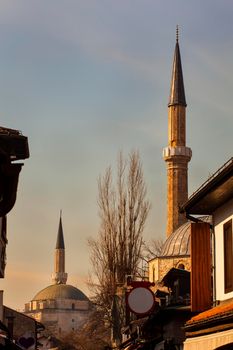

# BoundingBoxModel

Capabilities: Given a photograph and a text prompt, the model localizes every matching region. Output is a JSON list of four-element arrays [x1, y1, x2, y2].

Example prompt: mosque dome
[[33, 284, 89, 301], [161, 221, 191, 257], [161, 216, 211, 258]]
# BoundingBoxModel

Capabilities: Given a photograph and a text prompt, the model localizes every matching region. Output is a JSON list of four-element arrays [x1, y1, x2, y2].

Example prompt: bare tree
[[88, 151, 150, 321], [60, 310, 110, 350], [143, 237, 164, 260]]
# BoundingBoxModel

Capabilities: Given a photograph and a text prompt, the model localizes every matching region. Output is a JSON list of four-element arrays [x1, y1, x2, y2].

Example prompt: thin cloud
[[0, 1, 166, 80]]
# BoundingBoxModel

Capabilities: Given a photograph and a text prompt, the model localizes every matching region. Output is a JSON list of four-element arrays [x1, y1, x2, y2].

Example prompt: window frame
[[224, 219, 233, 293]]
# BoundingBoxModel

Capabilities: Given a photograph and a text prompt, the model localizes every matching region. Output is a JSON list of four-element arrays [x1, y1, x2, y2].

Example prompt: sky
[[0, 0, 233, 310]]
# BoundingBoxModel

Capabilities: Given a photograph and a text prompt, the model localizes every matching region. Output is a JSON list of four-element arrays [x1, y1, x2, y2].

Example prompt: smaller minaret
[[52, 211, 68, 284]]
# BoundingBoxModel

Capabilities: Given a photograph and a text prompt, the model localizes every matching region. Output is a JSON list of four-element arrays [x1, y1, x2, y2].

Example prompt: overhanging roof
[[162, 267, 190, 288], [181, 157, 233, 215]]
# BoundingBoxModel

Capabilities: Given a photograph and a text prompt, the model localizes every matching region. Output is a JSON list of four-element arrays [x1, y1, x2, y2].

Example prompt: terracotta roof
[[187, 302, 233, 325]]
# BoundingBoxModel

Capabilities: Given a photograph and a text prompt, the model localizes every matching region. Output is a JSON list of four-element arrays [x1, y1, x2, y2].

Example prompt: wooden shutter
[[224, 219, 233, 293], [191, 222, 212, 312]]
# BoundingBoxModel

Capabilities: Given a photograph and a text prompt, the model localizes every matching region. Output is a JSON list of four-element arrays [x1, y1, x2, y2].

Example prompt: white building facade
[[214, 197, 233, 302], [182, 157, 233, 350]]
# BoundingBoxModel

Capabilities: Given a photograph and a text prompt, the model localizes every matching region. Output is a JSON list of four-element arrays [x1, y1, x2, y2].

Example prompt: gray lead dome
[[161, 216, 211, 257], [33, 284, 89, 301], [161, 222, 191, 257]]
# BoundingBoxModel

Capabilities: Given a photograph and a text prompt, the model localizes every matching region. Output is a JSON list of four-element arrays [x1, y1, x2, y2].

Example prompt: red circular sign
[[127, 287, 155, 315]]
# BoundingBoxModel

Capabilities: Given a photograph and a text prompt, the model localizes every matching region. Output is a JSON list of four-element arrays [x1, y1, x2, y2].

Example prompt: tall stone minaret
[[163, 27, 192, 237], [52, 212, 68, 284]]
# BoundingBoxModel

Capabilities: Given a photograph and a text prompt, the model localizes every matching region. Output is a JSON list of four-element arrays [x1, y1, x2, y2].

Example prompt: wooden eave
[[181, 158, 233, 215]]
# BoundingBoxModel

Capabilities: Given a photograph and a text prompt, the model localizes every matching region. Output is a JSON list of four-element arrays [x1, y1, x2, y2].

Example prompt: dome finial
[[176, 25, 179, 43]]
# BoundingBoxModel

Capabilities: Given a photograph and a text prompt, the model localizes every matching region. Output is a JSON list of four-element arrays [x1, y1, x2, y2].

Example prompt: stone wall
[[25, 298, 91, 338], [158, 256, 191, 280], [148, 256, 191, 283]]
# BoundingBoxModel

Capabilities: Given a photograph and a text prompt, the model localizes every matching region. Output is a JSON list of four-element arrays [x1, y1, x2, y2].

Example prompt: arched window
[[152, 266, 155, 282], [178, 263, 185, 270]]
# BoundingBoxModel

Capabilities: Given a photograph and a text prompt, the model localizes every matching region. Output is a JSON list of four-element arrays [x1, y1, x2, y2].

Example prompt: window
[[224, 219, 233, 293], [178, 263, 185, 270], [152, 266, 155, 282], [72, 303, 75, 310]]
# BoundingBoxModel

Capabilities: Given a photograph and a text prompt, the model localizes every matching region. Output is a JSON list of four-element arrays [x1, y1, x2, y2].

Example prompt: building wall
[[184, 329, 233, 350], [25, 298, 90, 337], [214, 197, 233, 302], [25, 298, 89, 312], [148, 256, 191, 283], [4, 306, 37, 350], [39, 309, 89, 335]]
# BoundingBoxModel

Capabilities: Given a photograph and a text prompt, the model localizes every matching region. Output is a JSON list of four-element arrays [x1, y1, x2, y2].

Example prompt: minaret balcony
[[163, 146, 192, 162], [52, 272, 68, 285]]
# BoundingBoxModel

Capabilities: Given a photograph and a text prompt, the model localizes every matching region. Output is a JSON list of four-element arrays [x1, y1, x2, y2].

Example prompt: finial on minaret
[[60, 209, 62, 218], [56, 214, 65, 249], [168, 27, 186, 107], [176, 25, 179, 43]]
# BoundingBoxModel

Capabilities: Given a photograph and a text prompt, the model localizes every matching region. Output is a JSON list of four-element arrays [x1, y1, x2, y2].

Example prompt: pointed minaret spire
[[52, 212, 68, 284], [168, 26, 186, 107], [163, 28, 192, 236], [56, 211, 65, 249]]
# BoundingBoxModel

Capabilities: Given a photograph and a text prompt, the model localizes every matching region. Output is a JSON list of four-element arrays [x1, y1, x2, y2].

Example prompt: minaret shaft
[[168, 105, 186, 147], [163, 34, 192, 237], [165, 158, 189, 235], [55, 249, 65, 273]]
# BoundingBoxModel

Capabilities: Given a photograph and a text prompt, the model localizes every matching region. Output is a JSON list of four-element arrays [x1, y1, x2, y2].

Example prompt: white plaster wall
[[214, 197, 233, 301], [184, 328, 233, 350]]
